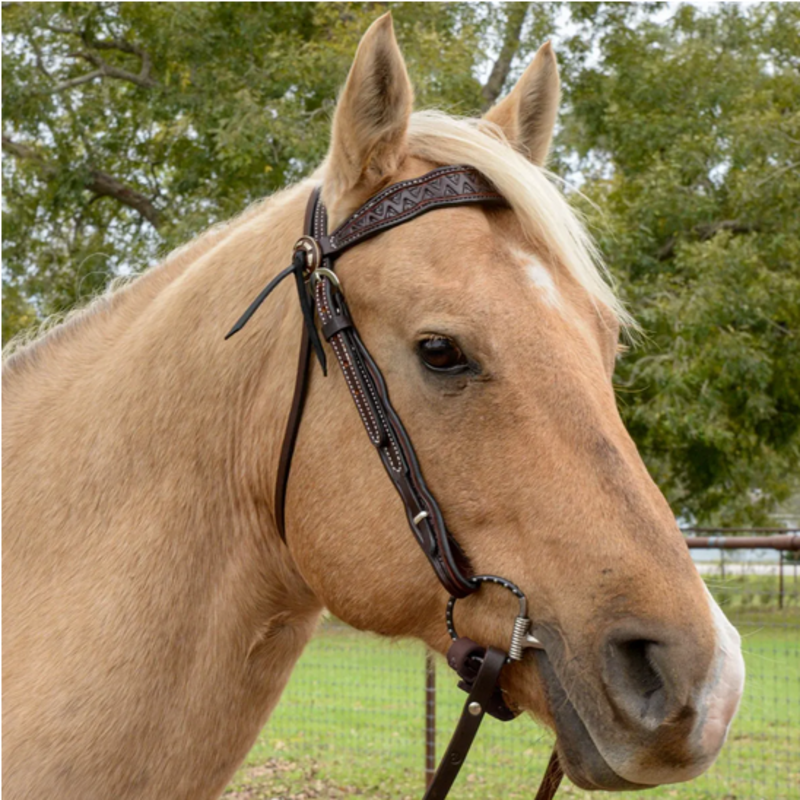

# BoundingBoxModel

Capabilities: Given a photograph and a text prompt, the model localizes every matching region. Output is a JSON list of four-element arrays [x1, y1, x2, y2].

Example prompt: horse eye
[[418, 336, 469, 373]]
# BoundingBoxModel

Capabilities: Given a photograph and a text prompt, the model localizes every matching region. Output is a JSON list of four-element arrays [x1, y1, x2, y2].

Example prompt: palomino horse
[[3, 15, 744, 799]]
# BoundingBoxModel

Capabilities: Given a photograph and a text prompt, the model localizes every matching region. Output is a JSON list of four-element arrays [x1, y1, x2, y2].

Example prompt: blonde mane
[[406, 111, 633, 328]]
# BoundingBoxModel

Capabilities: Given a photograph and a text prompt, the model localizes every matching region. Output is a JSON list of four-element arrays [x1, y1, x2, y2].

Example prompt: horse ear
[[325, 13, 413, 216], [483, 42, 560, 166]]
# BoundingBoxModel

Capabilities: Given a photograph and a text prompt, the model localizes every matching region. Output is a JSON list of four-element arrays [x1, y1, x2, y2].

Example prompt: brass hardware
[[293, 235, 322, 273], [310, 267, 341, 290]]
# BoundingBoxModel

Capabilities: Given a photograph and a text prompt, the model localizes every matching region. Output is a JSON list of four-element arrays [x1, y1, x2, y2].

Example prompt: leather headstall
[[227, 165, 507, 597], [226, 165, 563, 800]]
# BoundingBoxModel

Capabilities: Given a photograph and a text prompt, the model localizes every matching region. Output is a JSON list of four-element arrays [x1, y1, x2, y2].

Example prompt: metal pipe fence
[[225, 531, 800, 800]]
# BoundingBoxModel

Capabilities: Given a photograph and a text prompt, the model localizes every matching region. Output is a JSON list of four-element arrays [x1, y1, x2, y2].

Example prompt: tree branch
[[657, 220, 758, 261], [756, 160, 800, 187], [481, 3, 530, 110], [2, 136, 161, 229], [44, 23, 79, 35], [79, 31, 156, 88], [696, 220, 758, 241], [41, 24, 158, 90], [40, 69, 104, 94], [82, 35, 144, 56], [1, 137, 57, 176], [75, 49, 157, 89], [88, 170, 161, 228]]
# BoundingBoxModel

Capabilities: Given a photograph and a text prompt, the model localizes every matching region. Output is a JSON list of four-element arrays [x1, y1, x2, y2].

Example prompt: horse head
[[283, 15, 744, 791]]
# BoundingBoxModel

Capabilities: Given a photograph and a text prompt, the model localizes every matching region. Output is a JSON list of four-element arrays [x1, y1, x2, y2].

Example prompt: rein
[[226, 165, 563, 800]]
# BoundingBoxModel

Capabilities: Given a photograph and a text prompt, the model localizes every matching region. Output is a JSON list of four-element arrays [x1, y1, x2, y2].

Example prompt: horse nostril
[[605, 637, 668, 727], [618, 639, 662, 696]]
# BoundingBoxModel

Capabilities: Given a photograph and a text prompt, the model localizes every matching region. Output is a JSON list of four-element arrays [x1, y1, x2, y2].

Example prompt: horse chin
[[532, 651, 653, 792]]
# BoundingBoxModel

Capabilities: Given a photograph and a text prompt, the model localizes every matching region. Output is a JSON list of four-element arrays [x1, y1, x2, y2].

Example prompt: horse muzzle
[[528, 600, 745, 790]]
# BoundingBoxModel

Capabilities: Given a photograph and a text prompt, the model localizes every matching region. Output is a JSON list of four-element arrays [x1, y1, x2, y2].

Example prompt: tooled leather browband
[[226, 165, 507, 597], [321, 165, 507, 256]]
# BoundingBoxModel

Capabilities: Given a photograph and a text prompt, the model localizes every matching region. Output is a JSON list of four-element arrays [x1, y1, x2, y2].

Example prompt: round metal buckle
[[446, 574, 543, 661], [293, 235, 322, 276]]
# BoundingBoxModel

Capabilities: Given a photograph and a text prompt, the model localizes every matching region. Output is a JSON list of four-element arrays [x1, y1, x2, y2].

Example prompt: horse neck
[[4, 178, 323, 706]]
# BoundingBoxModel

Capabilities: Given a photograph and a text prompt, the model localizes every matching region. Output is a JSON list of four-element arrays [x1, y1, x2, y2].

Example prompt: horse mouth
[[534, 650, 654, 792]]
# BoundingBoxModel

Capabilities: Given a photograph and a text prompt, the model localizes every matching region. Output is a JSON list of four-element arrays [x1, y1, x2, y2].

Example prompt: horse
[[3, 14, 744, 800]]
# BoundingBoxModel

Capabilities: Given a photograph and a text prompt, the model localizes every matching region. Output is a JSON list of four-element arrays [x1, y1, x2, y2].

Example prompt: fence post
[[425, 650, 436, 789], [779, 550, 784, 610]]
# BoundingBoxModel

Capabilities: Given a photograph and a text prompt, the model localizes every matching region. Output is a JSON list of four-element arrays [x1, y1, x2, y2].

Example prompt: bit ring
[[446, 574, 543, 661]]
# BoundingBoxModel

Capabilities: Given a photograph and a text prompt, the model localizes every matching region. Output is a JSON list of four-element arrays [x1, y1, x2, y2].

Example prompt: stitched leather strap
[[315, 277, 474, 596], [276, 167, 506, 596], [322, 165, 506, 257], [228, 166, 563, 800]]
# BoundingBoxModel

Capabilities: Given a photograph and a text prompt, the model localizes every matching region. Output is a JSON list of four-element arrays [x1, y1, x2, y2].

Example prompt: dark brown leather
[[535, 749, 564, 800], [274, 324, 311, 540], [446, 637, 516, 721], [446, 637, 485, 681], [275, 166, 505, 597], [273, 187, 323, 540], [322, 166, 506, 257], [425, 645, 563, 800], [229, 166, 562, 800], [314, 232, 475, 597], [423, 647, 508, 800]]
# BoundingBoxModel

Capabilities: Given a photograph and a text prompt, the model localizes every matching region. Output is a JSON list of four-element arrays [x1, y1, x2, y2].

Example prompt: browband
[[227, 165, 507, 598], [316, 164, 507, 258]]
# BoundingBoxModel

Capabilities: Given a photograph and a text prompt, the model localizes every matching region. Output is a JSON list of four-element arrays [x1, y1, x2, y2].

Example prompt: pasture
[[225, 575, 800, 800]]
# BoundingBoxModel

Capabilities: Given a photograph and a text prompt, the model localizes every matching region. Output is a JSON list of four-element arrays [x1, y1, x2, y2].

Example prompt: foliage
[[2, 2, 549, 331], [559, 3, 800, 523], [2, 2, 798, 523]]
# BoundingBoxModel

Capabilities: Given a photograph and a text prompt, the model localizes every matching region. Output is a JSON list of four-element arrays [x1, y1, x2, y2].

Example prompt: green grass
[[226, 581, 800, 800]]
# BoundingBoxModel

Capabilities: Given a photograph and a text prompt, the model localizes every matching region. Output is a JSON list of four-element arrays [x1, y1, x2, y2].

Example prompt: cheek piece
[[226, 166, 560, 800]]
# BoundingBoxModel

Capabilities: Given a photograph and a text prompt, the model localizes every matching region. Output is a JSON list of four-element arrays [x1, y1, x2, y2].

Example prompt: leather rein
[[226, 165, 563, 800]]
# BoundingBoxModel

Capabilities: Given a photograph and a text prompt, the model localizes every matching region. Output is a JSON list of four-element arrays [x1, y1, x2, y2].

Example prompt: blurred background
[[3, 3, 798, 798]]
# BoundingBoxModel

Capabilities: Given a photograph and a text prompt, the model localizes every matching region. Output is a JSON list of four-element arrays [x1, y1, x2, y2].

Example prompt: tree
[[2, 1, 551, 337], [560, 3, 800, 523], [3, 2, 798, 524]]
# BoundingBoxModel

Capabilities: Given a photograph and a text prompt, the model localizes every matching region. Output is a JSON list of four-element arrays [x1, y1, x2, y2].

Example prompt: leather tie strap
[[442, 638, 563, 800], [423, 646, 508, 800], [423, 643, 563, 800]]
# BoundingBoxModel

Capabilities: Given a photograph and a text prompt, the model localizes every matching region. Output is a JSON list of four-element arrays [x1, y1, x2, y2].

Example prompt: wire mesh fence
[[225, 535, 800, 800]]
